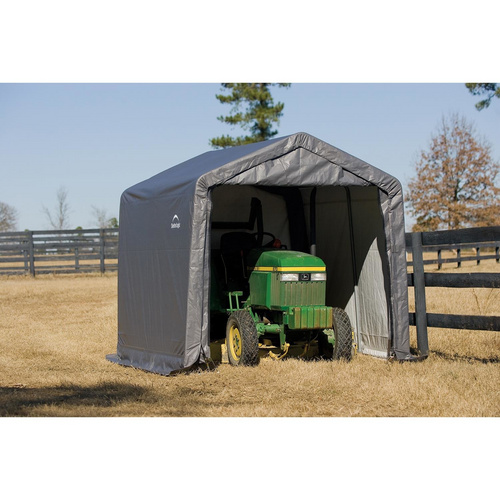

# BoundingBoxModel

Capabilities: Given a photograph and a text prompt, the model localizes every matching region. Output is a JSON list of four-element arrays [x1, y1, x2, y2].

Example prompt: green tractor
[[210, 196, 353, 366]]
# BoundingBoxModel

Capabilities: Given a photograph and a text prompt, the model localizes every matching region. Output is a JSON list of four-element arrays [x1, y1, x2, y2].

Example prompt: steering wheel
[[262, 232, 278, 248], [252, 231, 276, 248]]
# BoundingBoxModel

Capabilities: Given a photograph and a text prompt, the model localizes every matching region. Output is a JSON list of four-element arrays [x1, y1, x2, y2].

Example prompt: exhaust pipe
[[310, 187, 317, 256]]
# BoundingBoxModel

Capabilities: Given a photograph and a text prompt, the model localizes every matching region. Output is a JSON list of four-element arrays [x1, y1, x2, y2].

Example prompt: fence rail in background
[[0, 228, 118, 276], [405, 227, 500, 269], [406, 226, 500, 357]]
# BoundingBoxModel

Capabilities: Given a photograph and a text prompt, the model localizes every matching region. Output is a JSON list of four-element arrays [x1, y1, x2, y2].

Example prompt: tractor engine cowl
[[247, 249, 330, 320]]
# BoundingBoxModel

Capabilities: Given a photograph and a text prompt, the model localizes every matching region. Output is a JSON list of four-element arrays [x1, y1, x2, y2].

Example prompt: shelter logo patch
[[171, 214, 181, 229]]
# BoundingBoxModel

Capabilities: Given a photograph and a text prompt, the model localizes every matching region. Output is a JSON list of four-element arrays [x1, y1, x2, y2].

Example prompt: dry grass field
[[1, 256, 499, 418]]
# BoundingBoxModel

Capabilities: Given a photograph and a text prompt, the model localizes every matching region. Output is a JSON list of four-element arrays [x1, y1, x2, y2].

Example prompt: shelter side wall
[[310, 186, 390, 357], [185, 189, 212, 367], [379, 186, 411, 359], [117, 193, 192, 372], [349, 186, 390, 357]]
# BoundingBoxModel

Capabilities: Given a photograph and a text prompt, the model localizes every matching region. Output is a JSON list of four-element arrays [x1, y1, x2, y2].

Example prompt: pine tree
[[407, 113, 500, 231], [465, 83, 500, 110], [210, 83, 290, 149]]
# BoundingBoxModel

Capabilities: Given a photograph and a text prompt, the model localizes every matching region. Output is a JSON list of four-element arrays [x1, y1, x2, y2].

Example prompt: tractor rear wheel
[[332, 307, 353, 361], [226, 310, 260, 366]]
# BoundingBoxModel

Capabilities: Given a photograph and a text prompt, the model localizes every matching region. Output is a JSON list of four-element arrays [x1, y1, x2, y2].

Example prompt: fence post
[[28, 231, 35, 276], [411, 232, 429, 356], [496, 244, 499, 264], [437, 248, 442, 270], [476, 247, 480, 266], [99, 229, 105, 273], [75, 246, 80, 271], [457, 247, 461, 268], [23, 238, 29, 272]]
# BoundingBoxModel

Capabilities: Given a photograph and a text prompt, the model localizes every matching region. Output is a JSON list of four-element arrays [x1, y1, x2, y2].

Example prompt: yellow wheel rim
[[228, 324, 242, 361]]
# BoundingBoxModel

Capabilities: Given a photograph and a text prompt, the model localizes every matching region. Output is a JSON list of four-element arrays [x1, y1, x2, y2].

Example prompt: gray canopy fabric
[[107, 132, 411, 375]]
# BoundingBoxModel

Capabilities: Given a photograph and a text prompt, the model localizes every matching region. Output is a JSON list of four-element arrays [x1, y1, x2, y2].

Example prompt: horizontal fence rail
[[406, 225, 500, 357], [406, 228, 500, 269], [0, 228, 118, 276], [408, 313, 500, 332], [407, 272, 500, 288]]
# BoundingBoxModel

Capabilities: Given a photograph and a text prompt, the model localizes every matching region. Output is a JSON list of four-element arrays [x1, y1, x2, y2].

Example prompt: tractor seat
[[220, 231, 257, 291]]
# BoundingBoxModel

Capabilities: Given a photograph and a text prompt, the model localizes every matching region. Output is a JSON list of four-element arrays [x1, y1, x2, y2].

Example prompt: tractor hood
[[249, 249, 327, 272]]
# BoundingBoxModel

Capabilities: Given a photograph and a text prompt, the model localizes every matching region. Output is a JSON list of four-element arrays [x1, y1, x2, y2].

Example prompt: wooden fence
[[406, 226, 500, 357], [0, 229, 118, 275], [2, 225, 499, 356]]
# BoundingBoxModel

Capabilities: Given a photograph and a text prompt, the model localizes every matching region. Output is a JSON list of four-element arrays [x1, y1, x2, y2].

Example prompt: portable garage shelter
[[107, 132, 411, 375]]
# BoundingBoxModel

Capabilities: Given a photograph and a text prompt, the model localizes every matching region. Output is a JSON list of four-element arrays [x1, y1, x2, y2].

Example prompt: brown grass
[[1, 258, 499, 417]]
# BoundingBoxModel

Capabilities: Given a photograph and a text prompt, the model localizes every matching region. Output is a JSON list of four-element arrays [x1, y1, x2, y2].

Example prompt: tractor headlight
[[280, 273, 299, 281], [310, 272, 326, 281]]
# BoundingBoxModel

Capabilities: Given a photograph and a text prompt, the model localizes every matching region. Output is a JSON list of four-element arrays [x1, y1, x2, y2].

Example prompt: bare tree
[[91, 206, 108, 228], [0, 201, 18, 232], [91, 206, 117, 228], [407, 113, 500, 231], [42, 186, 71, 230]]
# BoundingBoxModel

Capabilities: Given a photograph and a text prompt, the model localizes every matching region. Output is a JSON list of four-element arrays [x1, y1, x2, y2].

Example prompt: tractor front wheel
[[226, 310, 260, 366], [318, 308, 353, 361]]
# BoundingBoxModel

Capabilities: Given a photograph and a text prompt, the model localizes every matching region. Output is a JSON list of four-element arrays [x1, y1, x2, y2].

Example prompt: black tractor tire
[[226, 310, 260, 367], [332, 307, 353, 361]]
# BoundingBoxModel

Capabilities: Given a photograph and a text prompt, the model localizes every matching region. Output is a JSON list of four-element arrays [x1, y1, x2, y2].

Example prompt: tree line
[[0, 186, 118, 232]]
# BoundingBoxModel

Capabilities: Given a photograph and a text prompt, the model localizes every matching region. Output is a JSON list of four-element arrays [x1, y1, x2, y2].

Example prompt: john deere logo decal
[[171, 214, 181, 229]]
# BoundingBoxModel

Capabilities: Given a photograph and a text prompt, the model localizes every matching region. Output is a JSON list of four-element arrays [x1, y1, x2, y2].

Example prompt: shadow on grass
[[0, 382, 148, 417], [430, 350, 500, 364]]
